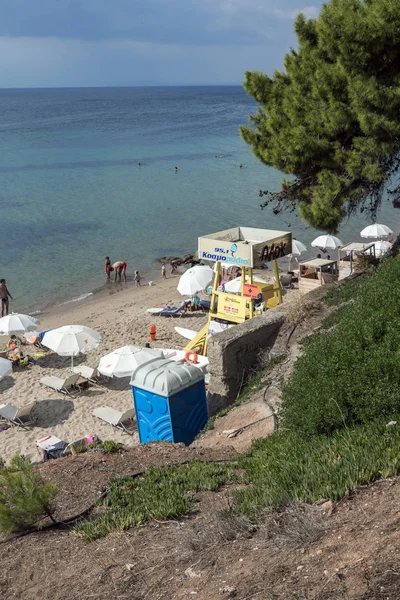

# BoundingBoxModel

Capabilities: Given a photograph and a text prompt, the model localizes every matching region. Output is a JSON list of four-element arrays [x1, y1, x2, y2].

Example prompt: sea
[[0, 85, 398, 314]]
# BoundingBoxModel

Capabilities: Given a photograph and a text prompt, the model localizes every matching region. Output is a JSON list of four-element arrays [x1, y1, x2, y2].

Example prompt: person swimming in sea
[[174, 166, 178, 173]]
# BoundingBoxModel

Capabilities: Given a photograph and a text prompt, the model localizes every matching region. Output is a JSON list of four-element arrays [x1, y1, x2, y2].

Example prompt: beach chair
[[159, 300, 191, 318], [24, 330, 51, 350], [199, 299, 211, 311], [36, 434, 100, 460], [40, 372, 82, 396], [92, 406, 136, 435], [71, 365, 102, 385], [0, 402, 37, 427]]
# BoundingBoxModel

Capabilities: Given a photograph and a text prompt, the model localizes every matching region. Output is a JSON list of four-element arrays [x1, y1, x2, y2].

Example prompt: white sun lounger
[[92, 406, 136, 435], [0, 402, 37, 427], [71, 365, 102, 385], [40, 373, 81, 396], [36, 434, 98, 459]]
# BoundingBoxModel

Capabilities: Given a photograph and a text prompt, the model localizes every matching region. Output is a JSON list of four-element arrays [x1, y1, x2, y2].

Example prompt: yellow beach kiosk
[[186, 227, 292, 355]]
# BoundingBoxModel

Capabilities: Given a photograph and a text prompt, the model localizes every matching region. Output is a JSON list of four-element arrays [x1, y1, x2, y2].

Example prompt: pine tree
[[240, 0, 400, 231], [0, 455, 58, 532]]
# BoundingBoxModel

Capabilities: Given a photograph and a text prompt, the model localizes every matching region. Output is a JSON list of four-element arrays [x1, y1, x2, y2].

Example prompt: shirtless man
[[112, 261, 127, 282], [0, 279, 13, 317]]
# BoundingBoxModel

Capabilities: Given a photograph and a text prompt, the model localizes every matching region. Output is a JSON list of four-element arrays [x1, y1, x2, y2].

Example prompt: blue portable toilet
[[131, 358, 208, 445]]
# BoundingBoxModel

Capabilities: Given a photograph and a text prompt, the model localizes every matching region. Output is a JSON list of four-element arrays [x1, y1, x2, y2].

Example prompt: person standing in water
[[112, 261, 127, 283], [0, 279, 13, 317], [105, 257, 113, 281]]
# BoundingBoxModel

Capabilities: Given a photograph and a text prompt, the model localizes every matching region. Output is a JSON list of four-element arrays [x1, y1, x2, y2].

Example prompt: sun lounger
[[24, 330, 51, 350], [159, 300, 191, 318], [0, 402, 37, 427], [92, 406, 136, 434], [71, 365, 102, 385], [36, 434, 100, 460], [40, 373, 82, 396]]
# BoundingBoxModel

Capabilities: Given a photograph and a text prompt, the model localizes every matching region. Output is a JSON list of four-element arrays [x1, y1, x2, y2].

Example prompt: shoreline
[[24, 261, 167, 323]]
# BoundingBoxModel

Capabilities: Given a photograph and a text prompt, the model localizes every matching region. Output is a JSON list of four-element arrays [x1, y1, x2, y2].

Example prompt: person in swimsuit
[[105, 257, 113, 281], [161, 264, 166, 279], [0, 279, 13, 317], [112, 261, 127, 283], [134, 270, 141, 287]]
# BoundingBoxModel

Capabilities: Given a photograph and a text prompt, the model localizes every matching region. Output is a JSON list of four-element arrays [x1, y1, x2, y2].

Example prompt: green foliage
[[74, 460, 237, 541], [241, 0, 400, 230], [232, 420, 400, 517], [98, 440, 123, 453], [323, 276, 366, 306], [0, 455, 58, 532], [282, 258, 400, 435]]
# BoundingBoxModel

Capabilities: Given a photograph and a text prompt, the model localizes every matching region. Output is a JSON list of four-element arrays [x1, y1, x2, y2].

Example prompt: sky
[[0, 0, 325, 88]]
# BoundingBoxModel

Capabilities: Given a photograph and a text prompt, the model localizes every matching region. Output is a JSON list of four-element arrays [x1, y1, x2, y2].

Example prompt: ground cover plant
[[282, 257, 400, 435], [74, 460, 238, 541], [232, 419, 400, 517]]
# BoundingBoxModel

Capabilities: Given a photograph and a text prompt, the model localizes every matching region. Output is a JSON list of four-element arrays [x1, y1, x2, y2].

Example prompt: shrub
[[0, 455, 58, 532], [99, 440, 123, 453], [282, 258, 400, 435]]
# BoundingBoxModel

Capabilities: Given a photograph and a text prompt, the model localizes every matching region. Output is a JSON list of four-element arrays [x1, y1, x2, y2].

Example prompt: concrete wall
[[206, 307, 285, 415]]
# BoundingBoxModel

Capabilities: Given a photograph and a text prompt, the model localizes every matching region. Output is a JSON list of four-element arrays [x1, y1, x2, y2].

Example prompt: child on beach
[[161, 264, 166, 279], [134, 271, 141, 287]]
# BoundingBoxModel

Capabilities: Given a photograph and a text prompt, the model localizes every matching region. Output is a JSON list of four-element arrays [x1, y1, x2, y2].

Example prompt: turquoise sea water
[[0, 86, 398, 313]]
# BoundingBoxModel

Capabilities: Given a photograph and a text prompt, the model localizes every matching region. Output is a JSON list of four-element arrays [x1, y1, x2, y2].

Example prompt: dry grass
[[284, 292, 322, 326]]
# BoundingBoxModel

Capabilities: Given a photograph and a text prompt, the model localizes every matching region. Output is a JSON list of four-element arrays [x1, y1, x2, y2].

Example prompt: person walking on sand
[[0, 279, 13, 317], [161, 264, 166, 279], [134, 270, 141, 287], [112, 261, 127, 283]]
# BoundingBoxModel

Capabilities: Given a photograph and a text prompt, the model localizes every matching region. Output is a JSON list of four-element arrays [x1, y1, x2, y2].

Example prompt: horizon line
[[0, 83, 244, 91]]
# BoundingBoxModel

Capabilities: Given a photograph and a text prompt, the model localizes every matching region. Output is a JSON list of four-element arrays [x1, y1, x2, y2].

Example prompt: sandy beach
[[0, 267, 277, 463]]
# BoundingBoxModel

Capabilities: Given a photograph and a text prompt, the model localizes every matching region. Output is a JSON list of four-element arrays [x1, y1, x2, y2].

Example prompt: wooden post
[[273, 259, 283, 304], [248, 267, 254, 319]]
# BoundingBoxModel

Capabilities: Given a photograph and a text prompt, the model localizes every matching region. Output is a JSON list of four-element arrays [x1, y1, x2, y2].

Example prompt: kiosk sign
[[198, 239, 251, 266], [198, 227, 292, 267]]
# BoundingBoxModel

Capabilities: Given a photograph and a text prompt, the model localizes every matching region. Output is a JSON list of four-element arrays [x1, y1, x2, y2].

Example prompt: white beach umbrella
[[0, 357, 13, 380], [177, 265, 214, 296], [224, 275, 268, 294], [291, 239, 308, 256], [42, 325, 103, 367], [0, 313, 38, 335], [373, 240, 392, 256], [98, 346, 164, 378], [311, 235, 343, 250], [288, 239, 308, 270], [360, 224, 393, 238]]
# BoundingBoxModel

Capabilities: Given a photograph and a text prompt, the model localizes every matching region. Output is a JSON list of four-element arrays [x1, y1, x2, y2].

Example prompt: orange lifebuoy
[[185, 351, 198, 364]]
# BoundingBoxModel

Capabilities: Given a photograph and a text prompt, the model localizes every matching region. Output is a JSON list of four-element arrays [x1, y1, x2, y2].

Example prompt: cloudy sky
[[0, 0, 324, 87]]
